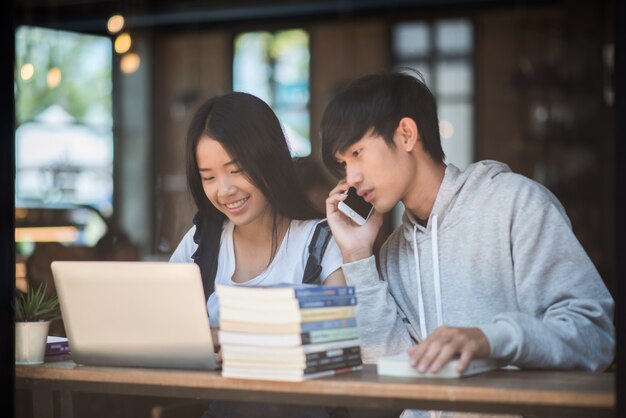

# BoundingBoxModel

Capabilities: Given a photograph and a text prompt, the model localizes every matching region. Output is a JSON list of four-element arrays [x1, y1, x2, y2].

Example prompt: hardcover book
[[219, 317, 358, 334], [219, 305, 357, 324], [216, 284, 355, 301], [219, 295, 357, 311], [219, 327, 359, 347], [222, 364, 363, 382]]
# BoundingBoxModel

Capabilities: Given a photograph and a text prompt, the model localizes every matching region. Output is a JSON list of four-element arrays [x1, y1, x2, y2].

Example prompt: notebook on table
[[377, 352, 497, 379], [51, 261, 217, 371]]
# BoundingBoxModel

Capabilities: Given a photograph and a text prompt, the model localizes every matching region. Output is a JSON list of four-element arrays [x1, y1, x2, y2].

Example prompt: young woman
[[170, 92, 346, 418], [170, 91, 345, 332]]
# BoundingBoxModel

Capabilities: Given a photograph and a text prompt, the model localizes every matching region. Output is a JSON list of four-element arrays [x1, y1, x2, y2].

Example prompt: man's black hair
[[321, 70, 445, 177]]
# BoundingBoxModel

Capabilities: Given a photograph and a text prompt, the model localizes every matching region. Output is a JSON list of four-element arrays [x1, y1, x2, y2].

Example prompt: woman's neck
[[232, 212, 290, 247], [230, 213, 291, 283]]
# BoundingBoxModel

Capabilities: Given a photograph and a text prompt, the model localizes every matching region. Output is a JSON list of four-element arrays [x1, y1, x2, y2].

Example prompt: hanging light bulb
[[120, 53, 141, 74], [439, 120, 455, 140], [47, 67, 62, 88], [107, 15, 125, 34], [20, 63, 35, 81], [114, 33, 132, 54]]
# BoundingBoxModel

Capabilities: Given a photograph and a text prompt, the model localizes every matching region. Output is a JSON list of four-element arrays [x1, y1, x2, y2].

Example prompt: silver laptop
[[51, 261, 217, 370]]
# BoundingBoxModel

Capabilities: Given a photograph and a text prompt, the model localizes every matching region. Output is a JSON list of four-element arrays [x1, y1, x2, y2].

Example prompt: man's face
[[334, 129, 413, 214]]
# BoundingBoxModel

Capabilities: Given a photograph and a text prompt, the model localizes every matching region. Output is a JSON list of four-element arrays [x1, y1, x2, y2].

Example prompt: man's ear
[[396, 117, 419, 152]]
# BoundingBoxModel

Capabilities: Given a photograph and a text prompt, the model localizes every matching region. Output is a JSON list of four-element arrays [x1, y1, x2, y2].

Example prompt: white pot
[[15, 321, 51, 365]]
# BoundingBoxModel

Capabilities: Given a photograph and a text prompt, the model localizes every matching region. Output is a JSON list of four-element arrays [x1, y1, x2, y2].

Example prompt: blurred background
[[14, 0, 615, 293], [15, 0, 615, 291], [11, 0, 616, 417]]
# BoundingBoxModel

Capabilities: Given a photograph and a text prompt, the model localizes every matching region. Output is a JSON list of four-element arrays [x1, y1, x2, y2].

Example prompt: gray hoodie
[[342, 160, 615, 371]]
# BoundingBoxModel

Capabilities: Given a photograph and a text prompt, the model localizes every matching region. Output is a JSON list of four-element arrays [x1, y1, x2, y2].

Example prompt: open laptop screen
[[51, 261, 217, 370]]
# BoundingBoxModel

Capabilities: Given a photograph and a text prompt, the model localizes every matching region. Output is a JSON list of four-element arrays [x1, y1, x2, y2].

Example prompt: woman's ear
[[396, 117, 419, 152]]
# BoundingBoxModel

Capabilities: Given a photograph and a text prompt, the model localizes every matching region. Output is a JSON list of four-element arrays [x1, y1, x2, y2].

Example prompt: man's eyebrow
[[335, 146, 352, 160]]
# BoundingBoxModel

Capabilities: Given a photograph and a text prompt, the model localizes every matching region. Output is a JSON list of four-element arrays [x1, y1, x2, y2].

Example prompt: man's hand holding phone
[[326, 182, 383, 263]]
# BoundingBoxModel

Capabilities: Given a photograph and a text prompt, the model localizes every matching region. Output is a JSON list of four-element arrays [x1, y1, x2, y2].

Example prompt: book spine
[[306, 352, 362, 369], [294, 286, 355, 298], [303, 364, 363, 380], [300, 317, 357, 333], [301, 327, 359, 344], [302, 338, 361, 354], [304, 357, 362, 374], [297, 296, 357, 309], [300, 306, 357, 322], [45, 342, 70, 355], [305, 345, 361, 362], [218, 331, 301, 347]]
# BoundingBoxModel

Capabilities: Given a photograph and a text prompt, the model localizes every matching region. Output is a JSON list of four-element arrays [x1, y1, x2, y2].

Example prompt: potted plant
[[14, 283, 62, 364]]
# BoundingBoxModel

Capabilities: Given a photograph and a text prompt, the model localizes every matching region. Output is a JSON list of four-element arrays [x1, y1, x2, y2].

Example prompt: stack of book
[[216, 284, 362, 381], [46, 336, 70, 356]]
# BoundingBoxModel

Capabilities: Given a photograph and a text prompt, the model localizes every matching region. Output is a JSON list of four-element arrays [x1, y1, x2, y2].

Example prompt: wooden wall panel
[[152, 32, 231, 255]]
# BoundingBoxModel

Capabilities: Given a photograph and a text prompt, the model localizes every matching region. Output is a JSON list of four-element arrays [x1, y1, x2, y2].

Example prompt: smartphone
[[338, 187, 374, 226]]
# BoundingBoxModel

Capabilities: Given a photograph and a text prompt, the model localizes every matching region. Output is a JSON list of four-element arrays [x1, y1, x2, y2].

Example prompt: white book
[[377, 352, 497, 379], [221, 338, 360, 356], [219, 331, 302, 347]]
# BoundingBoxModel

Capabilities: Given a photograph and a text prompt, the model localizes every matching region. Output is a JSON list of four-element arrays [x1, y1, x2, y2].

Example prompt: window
[[233, 29, 311, 157], [391, 19, 474, 228], [15, 26, 114, 216], [393, 19, 474, 170]]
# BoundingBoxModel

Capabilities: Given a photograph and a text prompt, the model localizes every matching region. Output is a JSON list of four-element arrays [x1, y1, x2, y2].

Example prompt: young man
[[321, 71, 615, 377]]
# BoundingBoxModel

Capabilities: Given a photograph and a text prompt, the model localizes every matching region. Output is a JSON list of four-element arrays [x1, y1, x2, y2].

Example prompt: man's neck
[[403, 158, 446, 222]]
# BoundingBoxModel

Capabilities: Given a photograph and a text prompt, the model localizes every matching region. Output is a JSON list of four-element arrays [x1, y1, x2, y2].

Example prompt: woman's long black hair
[[186, 92, 321, 297]]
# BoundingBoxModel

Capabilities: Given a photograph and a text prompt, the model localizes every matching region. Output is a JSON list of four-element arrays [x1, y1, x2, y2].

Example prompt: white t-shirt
[[170, 219, 343, 327]]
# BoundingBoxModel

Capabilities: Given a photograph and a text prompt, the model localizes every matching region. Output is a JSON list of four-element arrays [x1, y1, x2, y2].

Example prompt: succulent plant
[[14, 283, 62, 322]]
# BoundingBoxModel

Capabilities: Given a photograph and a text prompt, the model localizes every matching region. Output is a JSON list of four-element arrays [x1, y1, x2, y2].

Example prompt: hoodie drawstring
[[412, 225, 428, 342], [431, 214, 442, 328], [412, 214, 442, 341]]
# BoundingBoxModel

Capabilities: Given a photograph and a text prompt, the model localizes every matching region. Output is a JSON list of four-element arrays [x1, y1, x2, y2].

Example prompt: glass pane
[[277, 109, 311, 156], [438, 102, 473, 170], [393, 22, 430, 59], [435, 19, 472, 54], [435, 60, 472, 96], [273, 30, 310, 157], [233, 29, 311, 157], [273, 30, 310, 108], [233, 32, 273, 103], [15, 26, 113, 214]]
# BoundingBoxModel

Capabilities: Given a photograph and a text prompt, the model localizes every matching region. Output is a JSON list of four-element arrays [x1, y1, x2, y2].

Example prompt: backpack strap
[[302, 220, 333, 285], [191, 212, 222, 301]]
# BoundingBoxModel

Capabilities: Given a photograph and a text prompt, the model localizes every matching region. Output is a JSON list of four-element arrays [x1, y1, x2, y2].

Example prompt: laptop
[[51, 261, 217, 370]]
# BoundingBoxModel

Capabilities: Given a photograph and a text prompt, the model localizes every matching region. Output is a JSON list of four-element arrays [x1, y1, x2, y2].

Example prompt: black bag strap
[[194, 216, 332, 298], [191, 212, 222, 301], [302, 220, 333, 285]]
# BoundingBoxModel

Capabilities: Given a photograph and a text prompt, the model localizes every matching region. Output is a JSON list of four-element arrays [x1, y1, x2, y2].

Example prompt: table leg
[[31, 388, 53, 418], [59, 390, 74, 418]]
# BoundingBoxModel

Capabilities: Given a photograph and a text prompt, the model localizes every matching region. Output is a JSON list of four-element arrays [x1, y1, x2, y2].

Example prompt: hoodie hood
[[403, 160, 512, 241]]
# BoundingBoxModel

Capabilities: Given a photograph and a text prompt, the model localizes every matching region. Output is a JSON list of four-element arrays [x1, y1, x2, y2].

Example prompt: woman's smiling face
[[196, 135, 271, 228]]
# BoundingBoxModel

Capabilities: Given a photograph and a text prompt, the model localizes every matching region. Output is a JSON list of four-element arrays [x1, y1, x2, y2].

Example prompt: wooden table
[[15, 360, 615, 418]]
